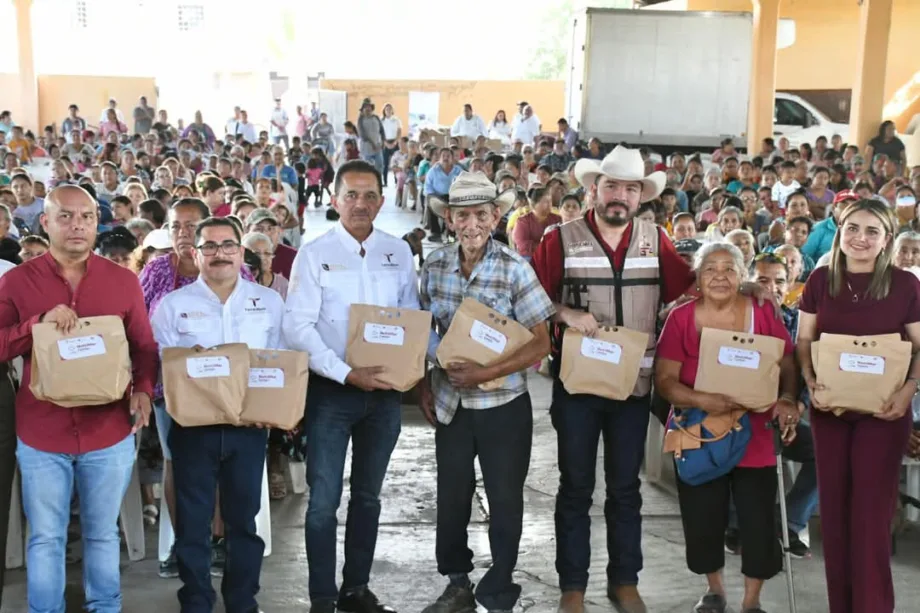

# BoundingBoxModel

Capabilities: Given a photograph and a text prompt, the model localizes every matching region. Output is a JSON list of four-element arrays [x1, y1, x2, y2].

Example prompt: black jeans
[[382, 143, 398, 185], [0, 364, 15, 609], [170, 424, 268, 613], [677, 465, 782, 580], [551, 382, 650, 590], [435, 394, 533, 611]]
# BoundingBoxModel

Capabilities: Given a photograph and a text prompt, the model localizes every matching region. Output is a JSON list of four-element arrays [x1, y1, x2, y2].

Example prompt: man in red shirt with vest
[[533, 146, 694, 613], [0, 185, 158, 612]]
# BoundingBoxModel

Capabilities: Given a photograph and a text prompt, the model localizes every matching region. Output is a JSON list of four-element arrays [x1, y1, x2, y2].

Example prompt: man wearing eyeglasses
[[283, 160, 419, 613], [151, 216, 285, 613]]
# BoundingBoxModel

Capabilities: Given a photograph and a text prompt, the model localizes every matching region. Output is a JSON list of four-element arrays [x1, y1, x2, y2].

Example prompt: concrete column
[[14, 0, 38, 131], [746, 0, 780, 155], [849, 0, 894, 150]]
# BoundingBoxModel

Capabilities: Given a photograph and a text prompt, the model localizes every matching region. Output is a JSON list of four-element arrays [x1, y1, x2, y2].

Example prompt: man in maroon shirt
[[0, 185, 158, 612], [533, 146, 694, 613]]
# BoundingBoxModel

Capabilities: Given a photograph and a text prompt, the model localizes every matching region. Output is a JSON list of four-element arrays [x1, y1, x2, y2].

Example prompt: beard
[[595, 199, 631, 226]]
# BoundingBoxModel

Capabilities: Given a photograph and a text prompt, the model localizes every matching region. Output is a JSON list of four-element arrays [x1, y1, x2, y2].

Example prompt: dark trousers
[[170, 424, 268, 613], [304, 376, 402, 602], [436, 394, 533, 611], [811, 408, 910, 613], [551, 381, 650, 590], [0, 365, 15, 609], [678, 466, 782, 580], [382, 144, 398, 185]]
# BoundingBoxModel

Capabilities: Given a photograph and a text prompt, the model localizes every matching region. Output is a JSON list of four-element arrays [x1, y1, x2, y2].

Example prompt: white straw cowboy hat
[[574, 145, 666, 203], [428, 171, 517, 219]]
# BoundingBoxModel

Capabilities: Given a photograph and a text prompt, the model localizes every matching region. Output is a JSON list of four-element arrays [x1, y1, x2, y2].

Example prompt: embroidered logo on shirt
[[321, 263, 347, 271], [382, 253, 399, 268], [567, 241, 593, 255], [179, 311, 208, 320], [637, 237, 655, 257], [245, 297, 266, 314]]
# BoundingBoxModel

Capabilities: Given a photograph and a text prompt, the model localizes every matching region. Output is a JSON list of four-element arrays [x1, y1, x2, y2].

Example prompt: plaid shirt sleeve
[[510, 260, 556, 329]]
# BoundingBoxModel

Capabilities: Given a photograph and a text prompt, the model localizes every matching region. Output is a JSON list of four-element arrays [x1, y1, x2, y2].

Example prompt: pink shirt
[[656, 299, 793, 467], [513, 211, 561, 259]]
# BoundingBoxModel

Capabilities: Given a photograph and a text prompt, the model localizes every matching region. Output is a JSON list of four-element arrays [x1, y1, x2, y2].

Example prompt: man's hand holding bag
[[162, 343, 250, 427], [345, 304, 432, 392], [240, 349, 309, 430], [559, 326, 649, 400]]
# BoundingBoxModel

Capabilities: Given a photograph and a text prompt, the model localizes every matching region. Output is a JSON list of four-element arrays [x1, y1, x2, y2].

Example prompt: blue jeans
[[304, 376, 401, 602], [153, 398, 173, 460], [361, 151, 384, 176], [551, 381, 650, 590], [170, 424, 268, 613], [17, 434, 135, 613]]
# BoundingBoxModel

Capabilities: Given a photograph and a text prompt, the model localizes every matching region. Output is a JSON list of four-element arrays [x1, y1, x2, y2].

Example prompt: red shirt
[[532, 210, 695, 306], [271, 243, 297, 279], [0, 253, 159, 454], [212, 203, 231, 218], [656, 299, 793, 467]]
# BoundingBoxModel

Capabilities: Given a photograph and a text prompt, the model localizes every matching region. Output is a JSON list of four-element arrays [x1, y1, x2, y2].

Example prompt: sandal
[[693, 593, 727, 613], [269, 471, 287, 500], [143, 504, 159, 526]]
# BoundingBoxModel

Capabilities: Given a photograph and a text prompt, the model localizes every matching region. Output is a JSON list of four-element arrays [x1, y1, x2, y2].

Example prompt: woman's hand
[[804, 373, 831, 411], [698, 393, 745, 416], [875, 383, 915, 421], [774, 398, 799, 445], [908, 429, 920, 459]]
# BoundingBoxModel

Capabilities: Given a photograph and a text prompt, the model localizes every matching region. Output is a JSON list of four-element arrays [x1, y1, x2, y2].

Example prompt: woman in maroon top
[[512, 186, 561, 260], [797, 199, 920, 613]]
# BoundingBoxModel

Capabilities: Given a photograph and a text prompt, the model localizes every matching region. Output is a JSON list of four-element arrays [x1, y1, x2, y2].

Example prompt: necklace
[[846, 279, 861, 303]]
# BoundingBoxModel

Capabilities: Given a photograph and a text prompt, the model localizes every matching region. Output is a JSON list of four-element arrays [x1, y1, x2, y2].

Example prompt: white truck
[[565, 8, 849, 152]]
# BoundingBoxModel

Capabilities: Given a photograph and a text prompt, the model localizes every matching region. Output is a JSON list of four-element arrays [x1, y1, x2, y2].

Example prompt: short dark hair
[[333, 160, 382, 196], [171, 197, 210, 220], [660, 187, 677, 199], [194, 216, 242, 243], [787, 215, 814, 232], [139, 199, 166, 226], [111, 195, 132, 208], [780, 161, 796, 171], [673, 212, 695, 225], [738, 185, 758, 196]]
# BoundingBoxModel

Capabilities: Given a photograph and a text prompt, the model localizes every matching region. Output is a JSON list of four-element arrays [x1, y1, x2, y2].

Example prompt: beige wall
[[320, 79, 566, 131], [37, 75, 157, 131]]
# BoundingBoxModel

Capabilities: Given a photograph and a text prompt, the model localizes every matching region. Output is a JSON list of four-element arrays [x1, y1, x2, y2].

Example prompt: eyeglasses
[[753, 252, 786, 265], [196, 241, 241, 256]]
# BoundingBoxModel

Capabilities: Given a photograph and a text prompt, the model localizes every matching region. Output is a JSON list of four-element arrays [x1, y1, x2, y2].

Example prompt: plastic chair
[[159, 460, 272, 561]]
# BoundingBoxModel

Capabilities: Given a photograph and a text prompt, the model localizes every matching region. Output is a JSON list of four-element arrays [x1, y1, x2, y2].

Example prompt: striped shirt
[[420, 239, 555, 424]]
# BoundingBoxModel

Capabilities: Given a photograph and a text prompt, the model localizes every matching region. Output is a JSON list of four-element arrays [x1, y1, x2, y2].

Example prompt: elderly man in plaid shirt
[[417, 171, 555, 613]]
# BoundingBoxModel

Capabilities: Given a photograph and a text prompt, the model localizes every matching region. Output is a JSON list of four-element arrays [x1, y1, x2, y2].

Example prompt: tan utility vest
[[558, 217, 661, 397]]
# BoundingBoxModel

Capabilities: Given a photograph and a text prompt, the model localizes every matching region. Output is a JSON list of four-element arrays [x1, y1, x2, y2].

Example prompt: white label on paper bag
[[249, 368, 285, 388], [57, 335, 105, 360], [717, 346, 761, 370], [363, 323, 405, 346], [186, 356, 231, 378], [580, 337, 622, 364], [470, 320, 507, 354], [839, 352, 885, 375]]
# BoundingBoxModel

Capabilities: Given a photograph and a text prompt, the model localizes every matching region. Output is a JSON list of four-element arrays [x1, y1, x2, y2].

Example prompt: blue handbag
[[667, 408, 752, 486]]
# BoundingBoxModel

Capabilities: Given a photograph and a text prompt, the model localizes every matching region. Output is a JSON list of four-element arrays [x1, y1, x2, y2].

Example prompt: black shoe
[[429, 234, 443, 243], [693, 592, 727, 613], [724, 528, 741, 555], [158, 545, 179, 579], [784, 529, 810, 559], [336, 587, 396, 613], [210, 537, 226, 577], [421, 584, 475, 613], [310, 600, 337, 613]]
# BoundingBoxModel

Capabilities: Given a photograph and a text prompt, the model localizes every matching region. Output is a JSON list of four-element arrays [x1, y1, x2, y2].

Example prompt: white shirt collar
[[334, 222, 377, 255], [194, 274, 244, 304]]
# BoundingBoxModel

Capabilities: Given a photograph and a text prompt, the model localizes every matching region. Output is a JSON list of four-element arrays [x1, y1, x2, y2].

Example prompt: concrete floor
[[4, 197, 920, 612]]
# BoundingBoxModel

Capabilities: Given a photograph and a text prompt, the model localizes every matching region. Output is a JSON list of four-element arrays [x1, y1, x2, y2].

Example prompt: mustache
[[605, 200, 628, 208], [210, 259, 233, 266]]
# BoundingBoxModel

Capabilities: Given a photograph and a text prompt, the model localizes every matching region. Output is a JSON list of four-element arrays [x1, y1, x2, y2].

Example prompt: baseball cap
[[547, 172, 569, 188], [833, 189, 859, 204], [246, 208, 279, 228], [142, 228, 171, 250], [673, 238, 703, 255], [495, 170, 515, 183]]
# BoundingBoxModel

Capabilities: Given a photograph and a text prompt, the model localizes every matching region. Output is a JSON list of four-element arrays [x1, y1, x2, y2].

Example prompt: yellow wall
[[686, 0, 920, 108], [37, 75, 157, 131], [320, 79, 566, 131]]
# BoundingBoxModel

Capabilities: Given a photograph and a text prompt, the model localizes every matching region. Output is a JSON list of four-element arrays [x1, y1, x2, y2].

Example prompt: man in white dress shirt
[[151, 217, 284, 613], [511, 104, 542, 147], [450, 104, 487, 142], [270, 98, 290, 148], [283, 160, 418, 613]]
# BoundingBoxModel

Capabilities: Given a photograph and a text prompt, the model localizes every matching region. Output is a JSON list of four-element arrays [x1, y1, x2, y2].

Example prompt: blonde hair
[[827, 199, 896, 300]]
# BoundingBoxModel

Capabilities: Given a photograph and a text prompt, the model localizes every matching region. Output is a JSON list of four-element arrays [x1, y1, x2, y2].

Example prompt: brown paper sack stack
[[694, 327, 785, 412], [162, 343, 250, 427], [345, 304, 432, 392], [436, 298, 534, 391], [240, 349, 310, 430], [30, 315, 132, 407], [559, 326, 650, 400], [812, 333, 911, 414]]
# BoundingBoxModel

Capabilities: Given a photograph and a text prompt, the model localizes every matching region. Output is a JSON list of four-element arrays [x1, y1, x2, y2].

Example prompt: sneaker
[[693, 593, 727, 613], [785, 529, 811, 559], [724, 528, 741, 555], [158, 546, 179, 579], [420, 584, 476, 613], [336, 587, 396, 613], [210, 537, 226, 577]]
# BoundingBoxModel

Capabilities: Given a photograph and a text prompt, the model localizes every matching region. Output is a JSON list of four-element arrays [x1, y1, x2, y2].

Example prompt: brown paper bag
[[813, 333, 912, 414], [240, 349, 310, 430], [436, 298, 534, 391], [162, 343, 250, 427], [485, 139, 504, 152], [30, 316, 132, 407], [559, 326, 650, 400], [694, 327, 786, 412], [898, 200, 915, 226], [345, 304, 432, 392]]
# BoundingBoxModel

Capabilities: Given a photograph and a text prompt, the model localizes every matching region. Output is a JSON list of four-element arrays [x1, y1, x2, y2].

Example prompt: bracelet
[[779, 394, 797, 404]]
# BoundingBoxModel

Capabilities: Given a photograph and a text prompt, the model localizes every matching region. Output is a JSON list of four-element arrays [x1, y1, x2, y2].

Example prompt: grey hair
[[242, 231, 272, 251], [693, 241, 746, 277], [724, 228, 755, 245], [125, 218, 154, 234], [717, 205, 744, 224], [895, 232, 920, 250]]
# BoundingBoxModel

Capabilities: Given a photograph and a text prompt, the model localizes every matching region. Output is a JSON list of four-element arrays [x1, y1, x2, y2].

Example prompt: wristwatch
[[909, 378, 920, 394]]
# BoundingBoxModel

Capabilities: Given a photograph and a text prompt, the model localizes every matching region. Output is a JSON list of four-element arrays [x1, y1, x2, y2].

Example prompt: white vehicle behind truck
[[566, 8, 849, 152]]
